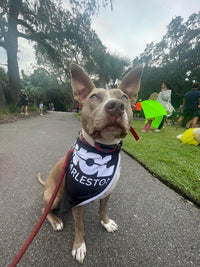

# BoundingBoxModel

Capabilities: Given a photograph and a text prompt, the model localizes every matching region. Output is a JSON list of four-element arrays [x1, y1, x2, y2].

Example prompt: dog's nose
[[105, 100, 125, 117]]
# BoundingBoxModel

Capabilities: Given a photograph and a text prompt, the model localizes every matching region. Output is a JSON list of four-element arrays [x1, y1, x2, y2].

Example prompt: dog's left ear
[[119, 67, 143, 103], [70, 63, 96, 104]]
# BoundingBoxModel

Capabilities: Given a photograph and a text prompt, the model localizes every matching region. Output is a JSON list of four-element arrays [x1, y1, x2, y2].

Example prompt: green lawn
[[123, 120, 200, 206]]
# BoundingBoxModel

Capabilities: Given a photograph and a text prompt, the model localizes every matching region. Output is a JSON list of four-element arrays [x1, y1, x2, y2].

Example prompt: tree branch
[[17, 19, 35, 34], [17, 28, 49, 43], [17, 31, 33, 40]]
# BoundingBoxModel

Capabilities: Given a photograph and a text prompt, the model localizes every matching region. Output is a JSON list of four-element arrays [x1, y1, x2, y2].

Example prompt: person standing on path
[[39, 101, 44, 116], [19, 89, 29, 115]]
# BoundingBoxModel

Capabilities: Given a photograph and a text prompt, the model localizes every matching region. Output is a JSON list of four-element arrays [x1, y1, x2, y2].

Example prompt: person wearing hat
[[19, 89, 29, 115]]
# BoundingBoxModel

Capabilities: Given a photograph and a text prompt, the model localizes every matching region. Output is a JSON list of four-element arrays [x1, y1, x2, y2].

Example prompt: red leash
[[9, 148, 74, 267], [130, 126, 140, 141]]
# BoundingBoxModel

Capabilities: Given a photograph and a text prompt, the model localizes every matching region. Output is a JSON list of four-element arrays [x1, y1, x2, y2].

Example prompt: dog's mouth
[[91, 121, 127, 139], [103, 123, 122, 132]]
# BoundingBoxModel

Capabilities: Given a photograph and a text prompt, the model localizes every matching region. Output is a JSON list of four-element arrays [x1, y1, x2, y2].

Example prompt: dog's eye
[[121, 94, 128, 100], [90, 94, 98, 100]]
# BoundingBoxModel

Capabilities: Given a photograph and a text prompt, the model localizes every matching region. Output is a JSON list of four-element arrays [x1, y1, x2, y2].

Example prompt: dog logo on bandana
[[73, 143, 115, 177]]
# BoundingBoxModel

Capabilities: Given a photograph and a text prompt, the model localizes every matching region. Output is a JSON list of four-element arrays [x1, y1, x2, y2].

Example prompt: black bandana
[[60, 138, 121, 213]]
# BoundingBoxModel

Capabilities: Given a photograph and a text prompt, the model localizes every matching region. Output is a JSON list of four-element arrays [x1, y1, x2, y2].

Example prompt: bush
[[28, 104, 39, 112], [0, 105, 19, 114]]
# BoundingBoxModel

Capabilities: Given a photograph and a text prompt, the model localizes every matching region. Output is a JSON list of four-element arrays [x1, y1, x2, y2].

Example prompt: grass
[[74, 111, 82, 120], [123, 120, 200, 206], [0, 104, 48, 117], [0, 104, 19, 114], [0, 104, 43, 124]]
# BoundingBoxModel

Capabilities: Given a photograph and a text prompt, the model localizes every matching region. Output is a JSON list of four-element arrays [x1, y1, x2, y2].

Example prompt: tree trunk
[[0, 84, 6, 109], [5, 0, 22, 105]]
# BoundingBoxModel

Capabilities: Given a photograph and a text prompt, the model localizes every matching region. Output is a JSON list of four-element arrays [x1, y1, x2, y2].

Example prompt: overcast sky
[[0, 0, 199, 73]]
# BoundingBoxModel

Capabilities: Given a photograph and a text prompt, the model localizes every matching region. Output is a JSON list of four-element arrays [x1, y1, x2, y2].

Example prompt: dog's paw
[[101, 219, 118, 233], [72, 242, 86, 263], [51, 218, 64, 231], [54, 221, 64, 231]]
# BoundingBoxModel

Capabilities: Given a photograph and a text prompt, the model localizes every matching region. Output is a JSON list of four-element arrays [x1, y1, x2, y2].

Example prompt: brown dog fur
[[38, 63, 142, 263]]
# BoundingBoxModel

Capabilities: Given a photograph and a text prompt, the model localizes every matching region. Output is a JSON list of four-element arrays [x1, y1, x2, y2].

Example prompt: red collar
[[80, 135, 122, 153], [79, 126, 139, 154]]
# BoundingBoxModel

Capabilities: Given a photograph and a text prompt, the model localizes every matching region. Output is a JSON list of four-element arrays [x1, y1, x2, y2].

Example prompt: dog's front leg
[[99, 195, 118, 233], [72, 206, 86, 263]]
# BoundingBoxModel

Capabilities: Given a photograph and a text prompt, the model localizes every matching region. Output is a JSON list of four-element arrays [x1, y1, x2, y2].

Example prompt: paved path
[[0, 112, 200, 267]]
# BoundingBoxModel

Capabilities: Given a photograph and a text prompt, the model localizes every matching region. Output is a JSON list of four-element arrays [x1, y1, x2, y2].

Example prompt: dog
[[38, 63, 142, 263]]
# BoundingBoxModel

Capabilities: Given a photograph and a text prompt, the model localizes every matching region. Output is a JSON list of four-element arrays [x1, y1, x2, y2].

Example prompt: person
[[39, 101, 44, 115], [154, 82, 174, 132], [50, 102, 55, 111], [175, 82, 200, 129], [134, 99, 142, 119], [141, 92, 167, 133], [19, 89, 29, 115]]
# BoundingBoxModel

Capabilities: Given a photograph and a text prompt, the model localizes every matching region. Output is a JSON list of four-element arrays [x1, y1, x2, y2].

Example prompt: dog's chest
[[60, 138, 121, 213]]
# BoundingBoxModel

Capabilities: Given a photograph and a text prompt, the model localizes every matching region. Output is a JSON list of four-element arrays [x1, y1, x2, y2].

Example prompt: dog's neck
[[82, 129, 122, 147]]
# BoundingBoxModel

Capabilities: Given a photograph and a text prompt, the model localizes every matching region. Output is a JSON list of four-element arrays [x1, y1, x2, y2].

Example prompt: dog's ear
[[70, 63, 96, 103], [119, 67, 143, 103]]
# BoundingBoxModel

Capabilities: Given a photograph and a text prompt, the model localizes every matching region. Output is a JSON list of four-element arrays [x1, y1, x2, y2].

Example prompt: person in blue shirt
[[176, 82, 200, 129]]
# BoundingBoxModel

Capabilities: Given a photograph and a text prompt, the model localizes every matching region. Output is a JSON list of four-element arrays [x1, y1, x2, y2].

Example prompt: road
[[0, 112, 200, 267]]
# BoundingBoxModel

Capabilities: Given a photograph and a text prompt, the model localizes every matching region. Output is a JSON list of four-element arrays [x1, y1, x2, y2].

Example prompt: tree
[[84, 47, 129, 88], [0, 67, 8, 108], [21, 67, 73, 111], [34, 10, 103, 79], [0, 0, 112, 105], [134, 12, 200, 106], [107, 54, 130, 88]]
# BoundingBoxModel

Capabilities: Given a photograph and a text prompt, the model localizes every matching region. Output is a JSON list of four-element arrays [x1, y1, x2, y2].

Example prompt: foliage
[[0, 0, 111, 105], [84, 47, 130, 88], [21, 67, 73, 111], [134, 13, 200, 106], [69, 0, 113, 16], [34, 5, 104, 77], [0, 67, 8, 107], [0, 104, 19, 114], [123, 120, 200, 206]]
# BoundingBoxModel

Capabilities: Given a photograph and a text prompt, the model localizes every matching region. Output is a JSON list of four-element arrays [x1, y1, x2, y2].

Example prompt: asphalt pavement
[[0, 112, 200, 267]]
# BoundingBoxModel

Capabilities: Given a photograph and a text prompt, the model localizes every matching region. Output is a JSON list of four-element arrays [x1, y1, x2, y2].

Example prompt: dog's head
[[70, 63, 142, 143]]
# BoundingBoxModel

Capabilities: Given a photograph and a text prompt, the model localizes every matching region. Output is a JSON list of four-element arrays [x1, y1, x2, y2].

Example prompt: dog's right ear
[[119, 66, 143, 104], [70, 63, 96, 104]]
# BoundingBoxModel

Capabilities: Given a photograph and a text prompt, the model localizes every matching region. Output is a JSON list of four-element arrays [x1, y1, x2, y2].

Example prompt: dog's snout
[[105, 100, 125, 117]]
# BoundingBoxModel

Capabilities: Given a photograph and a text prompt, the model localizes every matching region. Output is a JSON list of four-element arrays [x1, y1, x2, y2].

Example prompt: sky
[[0, 0, 199, 73]]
